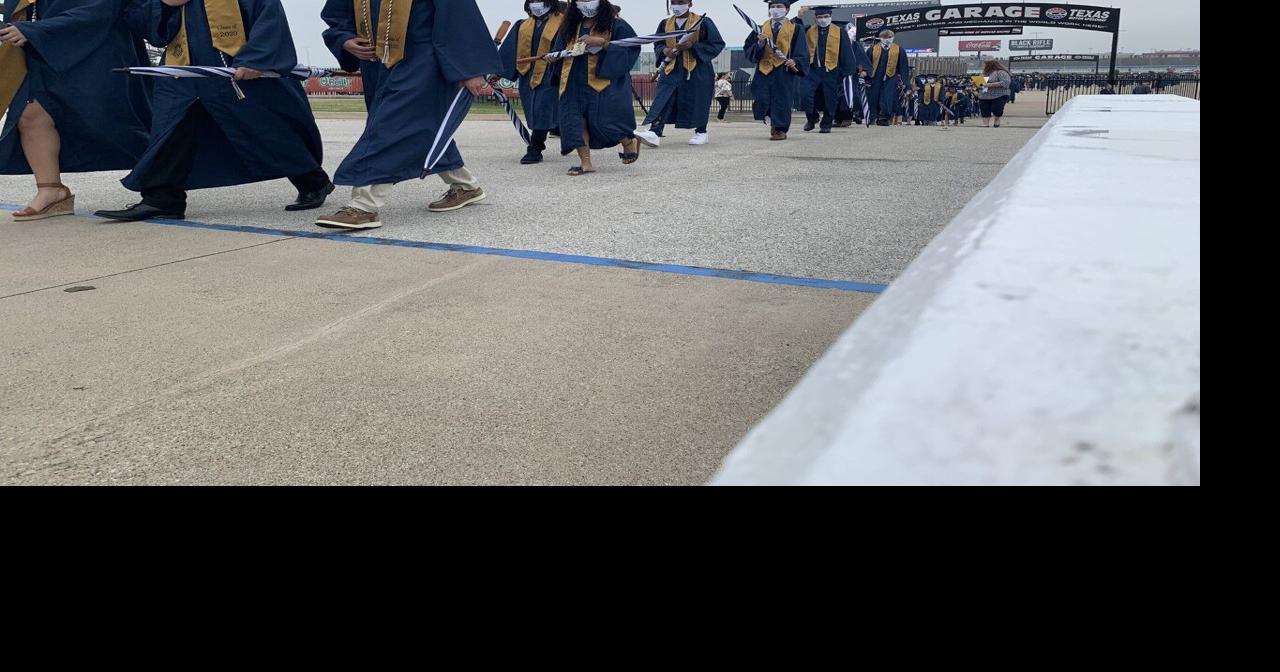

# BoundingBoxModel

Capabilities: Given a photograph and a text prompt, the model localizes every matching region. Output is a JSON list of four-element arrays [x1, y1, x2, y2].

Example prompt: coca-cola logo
[[865, 18, 885, 31], [1045, 7, 1069, 19]]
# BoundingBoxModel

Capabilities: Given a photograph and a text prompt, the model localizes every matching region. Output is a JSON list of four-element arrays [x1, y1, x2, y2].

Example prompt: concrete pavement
[[0, 93, 1047, 484]]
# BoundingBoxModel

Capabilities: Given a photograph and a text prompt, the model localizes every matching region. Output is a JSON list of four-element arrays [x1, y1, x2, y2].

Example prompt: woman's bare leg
[[576, 127, 594, 172], [17, 101, 66, 210]]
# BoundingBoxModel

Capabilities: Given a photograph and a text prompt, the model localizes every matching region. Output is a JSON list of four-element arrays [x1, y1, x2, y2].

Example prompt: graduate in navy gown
[[800, 6, 855, 134], [866, 28, 910, 126], [919, 74, 941, 126], [0, 0, 151, 221], [314, 0, 499, 230], [497, 1, 566, 165], [97, 0, 333, 222], [633, 0, 725, 149], [320, 0, 385, 113], [829, 21, 867, 127], [745, 1, 809, 141], [547, 0, 641, 176]]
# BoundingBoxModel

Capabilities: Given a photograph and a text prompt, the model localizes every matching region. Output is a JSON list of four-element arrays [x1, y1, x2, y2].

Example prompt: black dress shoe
[[94, 203, 185, 222], [520, 148, 544, 165], [819, 126, 832, 134], [803, 119, 816, 132], [286, 182, 336, 211]]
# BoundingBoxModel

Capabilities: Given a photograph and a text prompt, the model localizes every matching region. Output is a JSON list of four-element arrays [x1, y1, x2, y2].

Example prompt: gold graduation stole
[[758, 18, 795, 75], [166, 0, 247, 65], [354, 0, 412, 68], [559, 23, 612, 95], [516, 12, 563, 88], [806, 24, 841, 72], [923, 81, 941, 104], [662, 12, 700, 76], [0, 0, 35, 114], [870, 42, 901, 78]]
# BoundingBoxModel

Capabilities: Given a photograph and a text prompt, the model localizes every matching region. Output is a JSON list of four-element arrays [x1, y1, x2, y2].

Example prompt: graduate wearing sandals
[[546, 0, 641, 176], [0, 0, 151, 221]]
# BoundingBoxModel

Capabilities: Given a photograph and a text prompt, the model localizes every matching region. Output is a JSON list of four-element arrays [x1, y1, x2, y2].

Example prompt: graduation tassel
[[219, 52, 246, 100]]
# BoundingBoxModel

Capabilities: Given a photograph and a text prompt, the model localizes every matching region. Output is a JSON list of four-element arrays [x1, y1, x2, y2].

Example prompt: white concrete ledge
[[711, 95, 1201, 486]]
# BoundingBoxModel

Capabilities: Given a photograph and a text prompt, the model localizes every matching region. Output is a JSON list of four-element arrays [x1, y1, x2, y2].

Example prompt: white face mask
[[817, 17, 832, 27], [880, 37, 893, 47], [528, 2, 550, 16], [577, 1, 599, 17], [671, 4, 690, 16], [769, 7, 788, 20]]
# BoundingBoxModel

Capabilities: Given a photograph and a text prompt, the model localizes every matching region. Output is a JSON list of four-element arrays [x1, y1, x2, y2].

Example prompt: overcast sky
[[283, 0, 1200, 65]]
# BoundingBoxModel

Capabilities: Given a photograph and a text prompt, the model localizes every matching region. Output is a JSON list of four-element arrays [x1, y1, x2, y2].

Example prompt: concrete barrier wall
[[711, 95, 1201, 486]]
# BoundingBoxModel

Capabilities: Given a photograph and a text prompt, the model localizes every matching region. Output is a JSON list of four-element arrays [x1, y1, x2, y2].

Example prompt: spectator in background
[[1099, 82, 1117, 95], [1132, 81, 1153, 95], [977, 59, 1011, 128], [714, 72, 733, 122]]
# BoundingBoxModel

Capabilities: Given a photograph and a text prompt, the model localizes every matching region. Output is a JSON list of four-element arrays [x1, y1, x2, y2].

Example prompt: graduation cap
[[811, 5, 835, 14], [763, 0, 795, 6]]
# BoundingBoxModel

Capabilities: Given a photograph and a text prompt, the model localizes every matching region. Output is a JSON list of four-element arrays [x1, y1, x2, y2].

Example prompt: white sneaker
[[688, 132, 709, 145], [634, 130, 662, 148]]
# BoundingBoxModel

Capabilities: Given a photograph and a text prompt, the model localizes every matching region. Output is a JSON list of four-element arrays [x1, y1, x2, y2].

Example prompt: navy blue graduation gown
[[744, 21, 809, 132], [832, 37, 870, 118], [333, 0, 500, 186], [320, 0, 384, 112], [0, 0, 151, 175], [866, 43, 910, 121], [122, 0, 323, 191], [801, 25, 855, 119], [554, 17, 641, 154], [498, 13, 563, 132], [643, 15, 725, 130], [920, 83, 942, 122]]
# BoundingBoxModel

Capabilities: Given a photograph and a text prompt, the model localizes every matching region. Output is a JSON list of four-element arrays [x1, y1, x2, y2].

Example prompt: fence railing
[[1043, 78, 1201, 115]]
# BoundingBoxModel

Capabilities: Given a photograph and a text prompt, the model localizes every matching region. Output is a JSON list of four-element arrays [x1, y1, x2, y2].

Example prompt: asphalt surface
[[0, 93, 1046, 485]]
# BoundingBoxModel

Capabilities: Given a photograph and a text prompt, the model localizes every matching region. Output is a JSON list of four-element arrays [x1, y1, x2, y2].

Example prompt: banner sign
[[1009, 54, 1100, 62], [939, 26, 1023, 36], [856, 4, 1121, 37], [959, 40, 1002, 51], [1010, 38, 1054, 50]]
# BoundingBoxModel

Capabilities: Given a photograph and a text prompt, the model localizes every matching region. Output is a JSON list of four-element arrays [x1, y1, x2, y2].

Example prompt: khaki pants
[[348, 168, 479, 212]]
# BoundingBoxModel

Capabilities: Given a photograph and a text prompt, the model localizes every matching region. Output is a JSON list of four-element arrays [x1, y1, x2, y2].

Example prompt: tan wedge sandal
[[12, 183, 75, 222]]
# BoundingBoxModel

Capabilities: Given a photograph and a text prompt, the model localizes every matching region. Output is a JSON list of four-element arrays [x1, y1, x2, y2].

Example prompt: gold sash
[[354, 0, 412, 69], [0, 0, 35, 113], [806, 24, 841, 72], [559, 23, 612, 95], [870, 42, 901, 78], [166, 0, 247, 65], [923, 81, 941, 104], [662, 12, 700, 76], [516, 13, 563, 88], [758, 18, 794, 75]]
